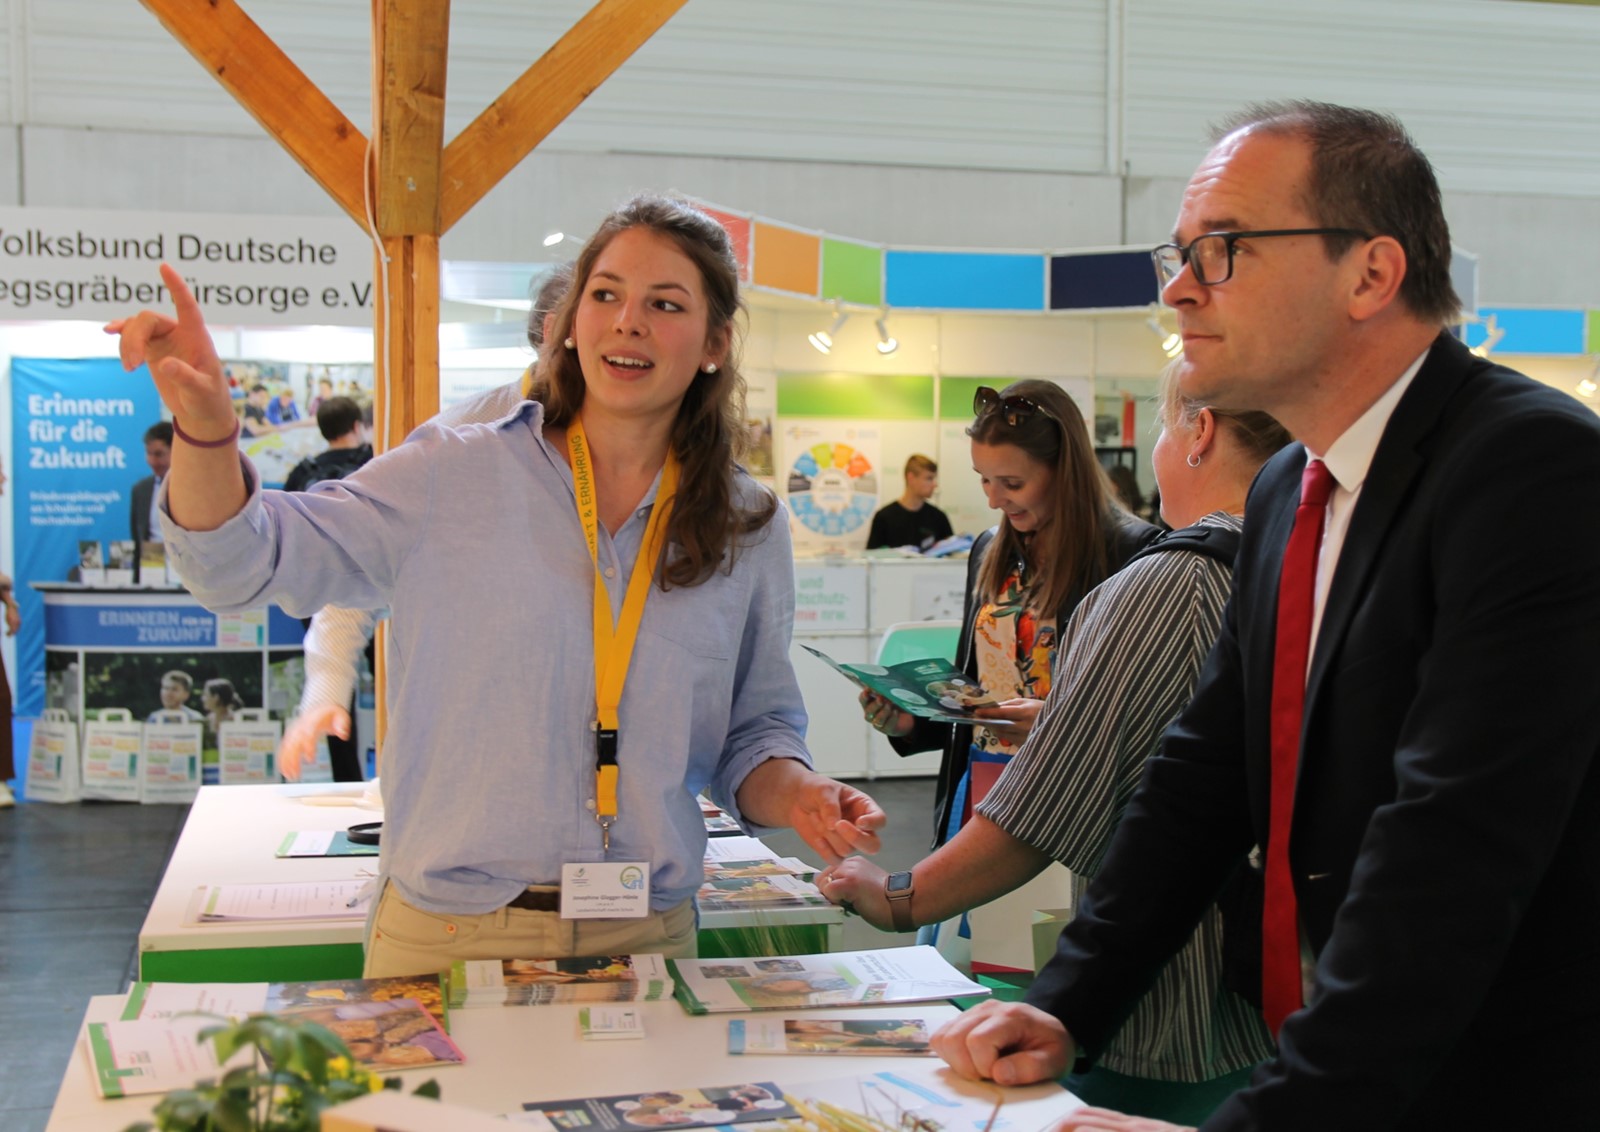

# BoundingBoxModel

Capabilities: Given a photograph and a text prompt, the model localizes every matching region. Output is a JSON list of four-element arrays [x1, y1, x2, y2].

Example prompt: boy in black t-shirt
[[866, 453, 953, 551]]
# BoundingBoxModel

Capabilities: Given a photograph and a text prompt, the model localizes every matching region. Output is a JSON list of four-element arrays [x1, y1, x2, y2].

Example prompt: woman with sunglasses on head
[[861, 379, 1160, 852], [827, 366, 1288, 1119], [106, 194, 884, 977]]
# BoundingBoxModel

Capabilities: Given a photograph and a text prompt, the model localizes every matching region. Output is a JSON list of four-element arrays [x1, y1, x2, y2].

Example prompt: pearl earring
[[1186, 453, 1201, 468], [563, 337, 575, 349], [702, 363, 718, 374]]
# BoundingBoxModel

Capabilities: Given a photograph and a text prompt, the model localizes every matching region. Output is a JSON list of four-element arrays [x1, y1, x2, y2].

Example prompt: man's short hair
[[144, 421, 174, 446], [316, 396, 364, 441], [904, 454, 938, 477], [1213, 101, 1460, 326], [160, 670, 193, 692], [250, 383, 269, 395]]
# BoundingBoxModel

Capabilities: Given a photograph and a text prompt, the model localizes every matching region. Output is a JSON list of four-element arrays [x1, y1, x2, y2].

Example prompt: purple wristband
[[171, 416, 241, 448]]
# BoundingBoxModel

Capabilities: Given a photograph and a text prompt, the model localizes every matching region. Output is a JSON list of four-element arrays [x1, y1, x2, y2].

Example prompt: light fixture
[[1146, 303, 1182, 359], [874, 308, 899, 356], [808, 300, 847, 355], [1469, 314, 1504, 358], [542, 231, 565, 248]]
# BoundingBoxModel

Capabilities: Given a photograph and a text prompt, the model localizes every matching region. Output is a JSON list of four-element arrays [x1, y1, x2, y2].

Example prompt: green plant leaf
[[411, 1078, 442, 1100]]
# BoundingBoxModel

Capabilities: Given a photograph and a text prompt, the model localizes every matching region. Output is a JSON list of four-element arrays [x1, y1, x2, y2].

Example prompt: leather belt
[[506, 887, 561, 913]]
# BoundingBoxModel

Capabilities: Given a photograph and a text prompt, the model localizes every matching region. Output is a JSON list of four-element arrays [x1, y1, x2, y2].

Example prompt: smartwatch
[[885, 870, 915, 932]]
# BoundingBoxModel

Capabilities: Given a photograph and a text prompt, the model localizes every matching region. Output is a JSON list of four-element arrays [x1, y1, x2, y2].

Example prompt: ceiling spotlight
[[542, 231, 565, 248], [874, 310, 899, 356], [808, 300, 847, 355], [1146, 303, 1182, 358], [1469, 314, 1504, 358]]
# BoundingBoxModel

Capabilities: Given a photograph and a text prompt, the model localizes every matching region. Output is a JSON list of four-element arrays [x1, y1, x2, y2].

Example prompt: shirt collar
[[1311, 345, 1431, 493]]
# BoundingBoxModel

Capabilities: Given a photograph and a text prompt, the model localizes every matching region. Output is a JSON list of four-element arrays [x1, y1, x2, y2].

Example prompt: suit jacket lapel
[[1303, 334, 1473, 712]]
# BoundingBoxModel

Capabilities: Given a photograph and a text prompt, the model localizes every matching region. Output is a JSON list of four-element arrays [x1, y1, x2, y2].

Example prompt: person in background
[[0, 459, 19, 807], [308, 375, 334, 416], [931, 100, 1600, 1132], [823, 363, 1288, 1121], [110, 196, 883, 975], [865, 454, 954, 551], [861, 381, 1160, 853], [266, 386, 302, 426], [240, 384, 273, 438], [147, 670, 204, 724], [130, 421, 173, 544], [1104, 464, 1147, 523], [201, 677, 243, 733], [275, 261, 577, 777], [283, 397, 372, 493]]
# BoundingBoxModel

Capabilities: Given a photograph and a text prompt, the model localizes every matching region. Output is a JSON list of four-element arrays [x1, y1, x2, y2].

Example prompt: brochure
[[669, 946, 987, 1014], [523, 1081, 796, 1131], [752, 1065, 1081, 1132], [269, 998, 465, 1071], [84, 1014, 246, 1098], [696, 875, 829, 912], [275, 829, 382, 857], [445, 954, 674, 1008], [799, 645, 1010, 726], [703, 858, 814, 881], [727, 1017, 934, 1056], [123, 973, 451, 1032]]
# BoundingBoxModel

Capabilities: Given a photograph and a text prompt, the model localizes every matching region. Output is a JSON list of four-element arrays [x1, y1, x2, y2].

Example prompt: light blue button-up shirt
[[163, 401, 811, 914]]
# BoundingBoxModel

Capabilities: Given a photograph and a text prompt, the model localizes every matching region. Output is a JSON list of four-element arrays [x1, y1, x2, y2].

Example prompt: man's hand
[[788, 773, 886, 865], [104, 263, 232, 440], [3, 596, 19, 637], [932, 1000, 1074, 1087], [277, 703, 351, 782], [817, 856, 893, 929], [973, 697, 1045, 741]]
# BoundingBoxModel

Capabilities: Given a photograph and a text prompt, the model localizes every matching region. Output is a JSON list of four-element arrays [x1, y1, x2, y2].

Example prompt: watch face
[[886, 871, 913, 894]]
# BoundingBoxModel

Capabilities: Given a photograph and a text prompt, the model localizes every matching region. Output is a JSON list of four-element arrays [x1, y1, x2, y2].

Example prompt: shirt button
[[585, 798, 596, 810], [603, 567, 615, 578]]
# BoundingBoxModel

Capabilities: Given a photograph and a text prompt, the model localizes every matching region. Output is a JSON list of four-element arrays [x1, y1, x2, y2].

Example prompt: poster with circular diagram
[[781, 423, 880, 554]]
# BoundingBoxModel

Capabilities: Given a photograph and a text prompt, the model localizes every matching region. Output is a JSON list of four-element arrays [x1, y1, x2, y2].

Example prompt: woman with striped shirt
[[823, 365, 1289, 1120]]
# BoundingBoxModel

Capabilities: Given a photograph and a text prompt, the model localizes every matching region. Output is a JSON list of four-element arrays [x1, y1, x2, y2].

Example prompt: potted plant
[[123, 1012, 440, 1132]]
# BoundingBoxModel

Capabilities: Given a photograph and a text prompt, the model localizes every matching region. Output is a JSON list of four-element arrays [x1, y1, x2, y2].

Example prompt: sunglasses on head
[[973, 386, 1043, 427]]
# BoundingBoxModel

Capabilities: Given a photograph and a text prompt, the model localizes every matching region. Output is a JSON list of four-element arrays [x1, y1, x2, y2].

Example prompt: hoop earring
[[1186, 453, 1201, 468], [563, 337, 575, 349]]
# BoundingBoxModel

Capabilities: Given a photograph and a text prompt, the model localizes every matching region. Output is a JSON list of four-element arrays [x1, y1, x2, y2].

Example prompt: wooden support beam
[[373, 0, 451, 236], [371, 234, 442, 444], [139, 0, 369, 227], [439, 0, 690, 232]]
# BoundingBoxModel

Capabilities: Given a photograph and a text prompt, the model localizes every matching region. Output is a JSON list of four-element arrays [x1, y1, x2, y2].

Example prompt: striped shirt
[[978, 511, 1273, 1082]]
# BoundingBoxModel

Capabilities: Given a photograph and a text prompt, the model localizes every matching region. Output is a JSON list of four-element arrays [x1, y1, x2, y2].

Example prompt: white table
[[47, 996, 1083, 1132], [138, 784, 843, 983]]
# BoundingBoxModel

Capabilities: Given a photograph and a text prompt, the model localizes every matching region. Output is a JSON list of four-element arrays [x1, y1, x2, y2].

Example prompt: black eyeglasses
[[973, 386, 1044, 427], [1151, 228, 1371, 288]]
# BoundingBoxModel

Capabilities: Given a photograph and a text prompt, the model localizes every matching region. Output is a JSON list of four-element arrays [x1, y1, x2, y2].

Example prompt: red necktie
[[1263, 457, 1335, 1035]]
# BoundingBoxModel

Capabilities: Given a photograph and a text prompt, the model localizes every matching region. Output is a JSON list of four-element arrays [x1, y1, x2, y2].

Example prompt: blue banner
[[11, 357, 163, 714]]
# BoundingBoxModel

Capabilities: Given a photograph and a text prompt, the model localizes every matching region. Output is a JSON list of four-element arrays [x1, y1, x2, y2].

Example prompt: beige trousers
[[363, 882, 699, 978]]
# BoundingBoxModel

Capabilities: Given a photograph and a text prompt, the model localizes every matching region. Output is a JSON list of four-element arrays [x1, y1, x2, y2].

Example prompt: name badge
[[560, 860, 650, 919]]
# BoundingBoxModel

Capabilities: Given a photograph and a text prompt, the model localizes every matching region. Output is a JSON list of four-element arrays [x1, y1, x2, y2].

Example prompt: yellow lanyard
[[567, 416, 679, 852]]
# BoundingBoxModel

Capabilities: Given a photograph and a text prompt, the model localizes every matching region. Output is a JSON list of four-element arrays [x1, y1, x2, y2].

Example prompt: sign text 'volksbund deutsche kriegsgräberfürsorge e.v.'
[[0, 206, 374, 327]]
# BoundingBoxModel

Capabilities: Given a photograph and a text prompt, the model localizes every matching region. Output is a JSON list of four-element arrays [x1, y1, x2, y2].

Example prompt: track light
[[1146, 303, 1182, 358], [808, 300, 847, 355], [1469, 314, 1504, 358], [874, 309, 899, 356], [542, 231, 565, 248]]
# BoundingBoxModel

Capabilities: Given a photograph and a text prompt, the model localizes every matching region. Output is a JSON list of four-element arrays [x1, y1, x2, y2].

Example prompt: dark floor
[[0, 774, 934, 1132]]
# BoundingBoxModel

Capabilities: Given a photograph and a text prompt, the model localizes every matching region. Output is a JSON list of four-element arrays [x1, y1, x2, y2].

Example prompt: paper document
[[670, 946, 988, 1014], [185, 880, 371, 925]]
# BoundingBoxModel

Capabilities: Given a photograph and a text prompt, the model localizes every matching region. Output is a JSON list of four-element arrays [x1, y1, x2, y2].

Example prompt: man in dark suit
[[932, 102, 1600, 1129], [129, 420, 172, 543]]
